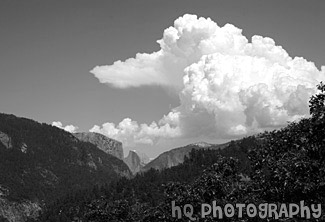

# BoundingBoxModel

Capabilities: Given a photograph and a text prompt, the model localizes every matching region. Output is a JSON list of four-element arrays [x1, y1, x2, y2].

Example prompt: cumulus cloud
[[90, 14, 325, 146], [52, 121, 79, 133], [90, 116, 181, 146]]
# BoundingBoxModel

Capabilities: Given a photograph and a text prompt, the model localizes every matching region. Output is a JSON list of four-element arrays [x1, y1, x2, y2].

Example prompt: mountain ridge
[[73, 132, 124, 160], [142, 141, 229, 172], [0, 113, 131, 222]]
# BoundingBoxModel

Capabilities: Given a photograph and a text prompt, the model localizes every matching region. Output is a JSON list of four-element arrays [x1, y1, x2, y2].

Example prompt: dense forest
[[0, 113, 130, 218], [37, 83, 325, 221], [37, 137, 254, 222]]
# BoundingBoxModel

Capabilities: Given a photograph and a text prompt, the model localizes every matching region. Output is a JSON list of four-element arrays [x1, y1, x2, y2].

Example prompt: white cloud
[[90, 117, 181, 147], [90, 14, 325, 147], [52, 121, 79, 133]]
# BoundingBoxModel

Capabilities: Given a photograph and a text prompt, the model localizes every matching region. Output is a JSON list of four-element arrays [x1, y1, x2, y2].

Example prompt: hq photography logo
[[171, 201, 322, 221]]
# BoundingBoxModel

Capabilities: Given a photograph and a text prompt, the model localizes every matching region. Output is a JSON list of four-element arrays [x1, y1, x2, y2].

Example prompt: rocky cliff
[[123, 150, 143, 174], [0, 131, 12, 149], [74, 132, 124, 160], [137, 150, 150, 165]]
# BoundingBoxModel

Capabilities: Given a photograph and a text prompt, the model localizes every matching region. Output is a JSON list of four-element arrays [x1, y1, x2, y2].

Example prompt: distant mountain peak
[[74, 132, 124, 160], [143, 142, 228, 172], [129, 149, 150, 165], [123, 150, 143, 175]]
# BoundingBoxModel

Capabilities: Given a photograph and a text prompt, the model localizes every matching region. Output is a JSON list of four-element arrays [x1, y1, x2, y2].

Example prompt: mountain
[[73, 132, 124, 160], [0, 113, 131, 222], [40, 138, 254, 221], [40, 113, 325, 221], [123, 150, 143, 174], [73, 133, 149, 175], [136, 150, 150, 165], [142, 142, 228, 172]]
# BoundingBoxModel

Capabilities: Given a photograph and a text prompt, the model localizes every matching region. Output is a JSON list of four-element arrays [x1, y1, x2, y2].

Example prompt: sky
[[0, 0, 324, 158]]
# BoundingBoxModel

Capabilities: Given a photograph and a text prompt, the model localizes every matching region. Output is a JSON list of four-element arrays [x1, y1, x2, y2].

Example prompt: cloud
[[90, 116, 181, 146], [52, 121, 79, 133], [91, 14, 232, 90], [90, 14, 325, 146]]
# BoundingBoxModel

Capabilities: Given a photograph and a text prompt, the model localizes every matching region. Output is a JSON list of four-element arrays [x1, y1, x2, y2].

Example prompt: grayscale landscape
[[0, 1, 324, 221]]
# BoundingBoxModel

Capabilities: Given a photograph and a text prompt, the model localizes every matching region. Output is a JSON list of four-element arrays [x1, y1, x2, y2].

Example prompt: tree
[[309, 81, 325, 121]]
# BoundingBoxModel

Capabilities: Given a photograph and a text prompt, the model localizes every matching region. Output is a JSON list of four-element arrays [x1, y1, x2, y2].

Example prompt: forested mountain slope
[[0, 113, 130, 222]]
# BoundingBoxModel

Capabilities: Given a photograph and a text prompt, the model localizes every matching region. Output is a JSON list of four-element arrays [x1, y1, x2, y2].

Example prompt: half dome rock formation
[[74, 132, 124, 160], [123, 150, 143, 174]]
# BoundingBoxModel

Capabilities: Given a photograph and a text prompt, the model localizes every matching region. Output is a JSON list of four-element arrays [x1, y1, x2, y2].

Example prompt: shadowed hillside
[[0, 113, 131, 221]]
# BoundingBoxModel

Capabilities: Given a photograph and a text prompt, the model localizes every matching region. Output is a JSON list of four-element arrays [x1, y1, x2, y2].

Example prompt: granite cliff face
[[74, 132, 124, 160], [0, 131, 12, 149], [0, 113, 131, 221], [123, 150, 143, 174], [137, 151, 150, 165], [142, 142, 228, 172]]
